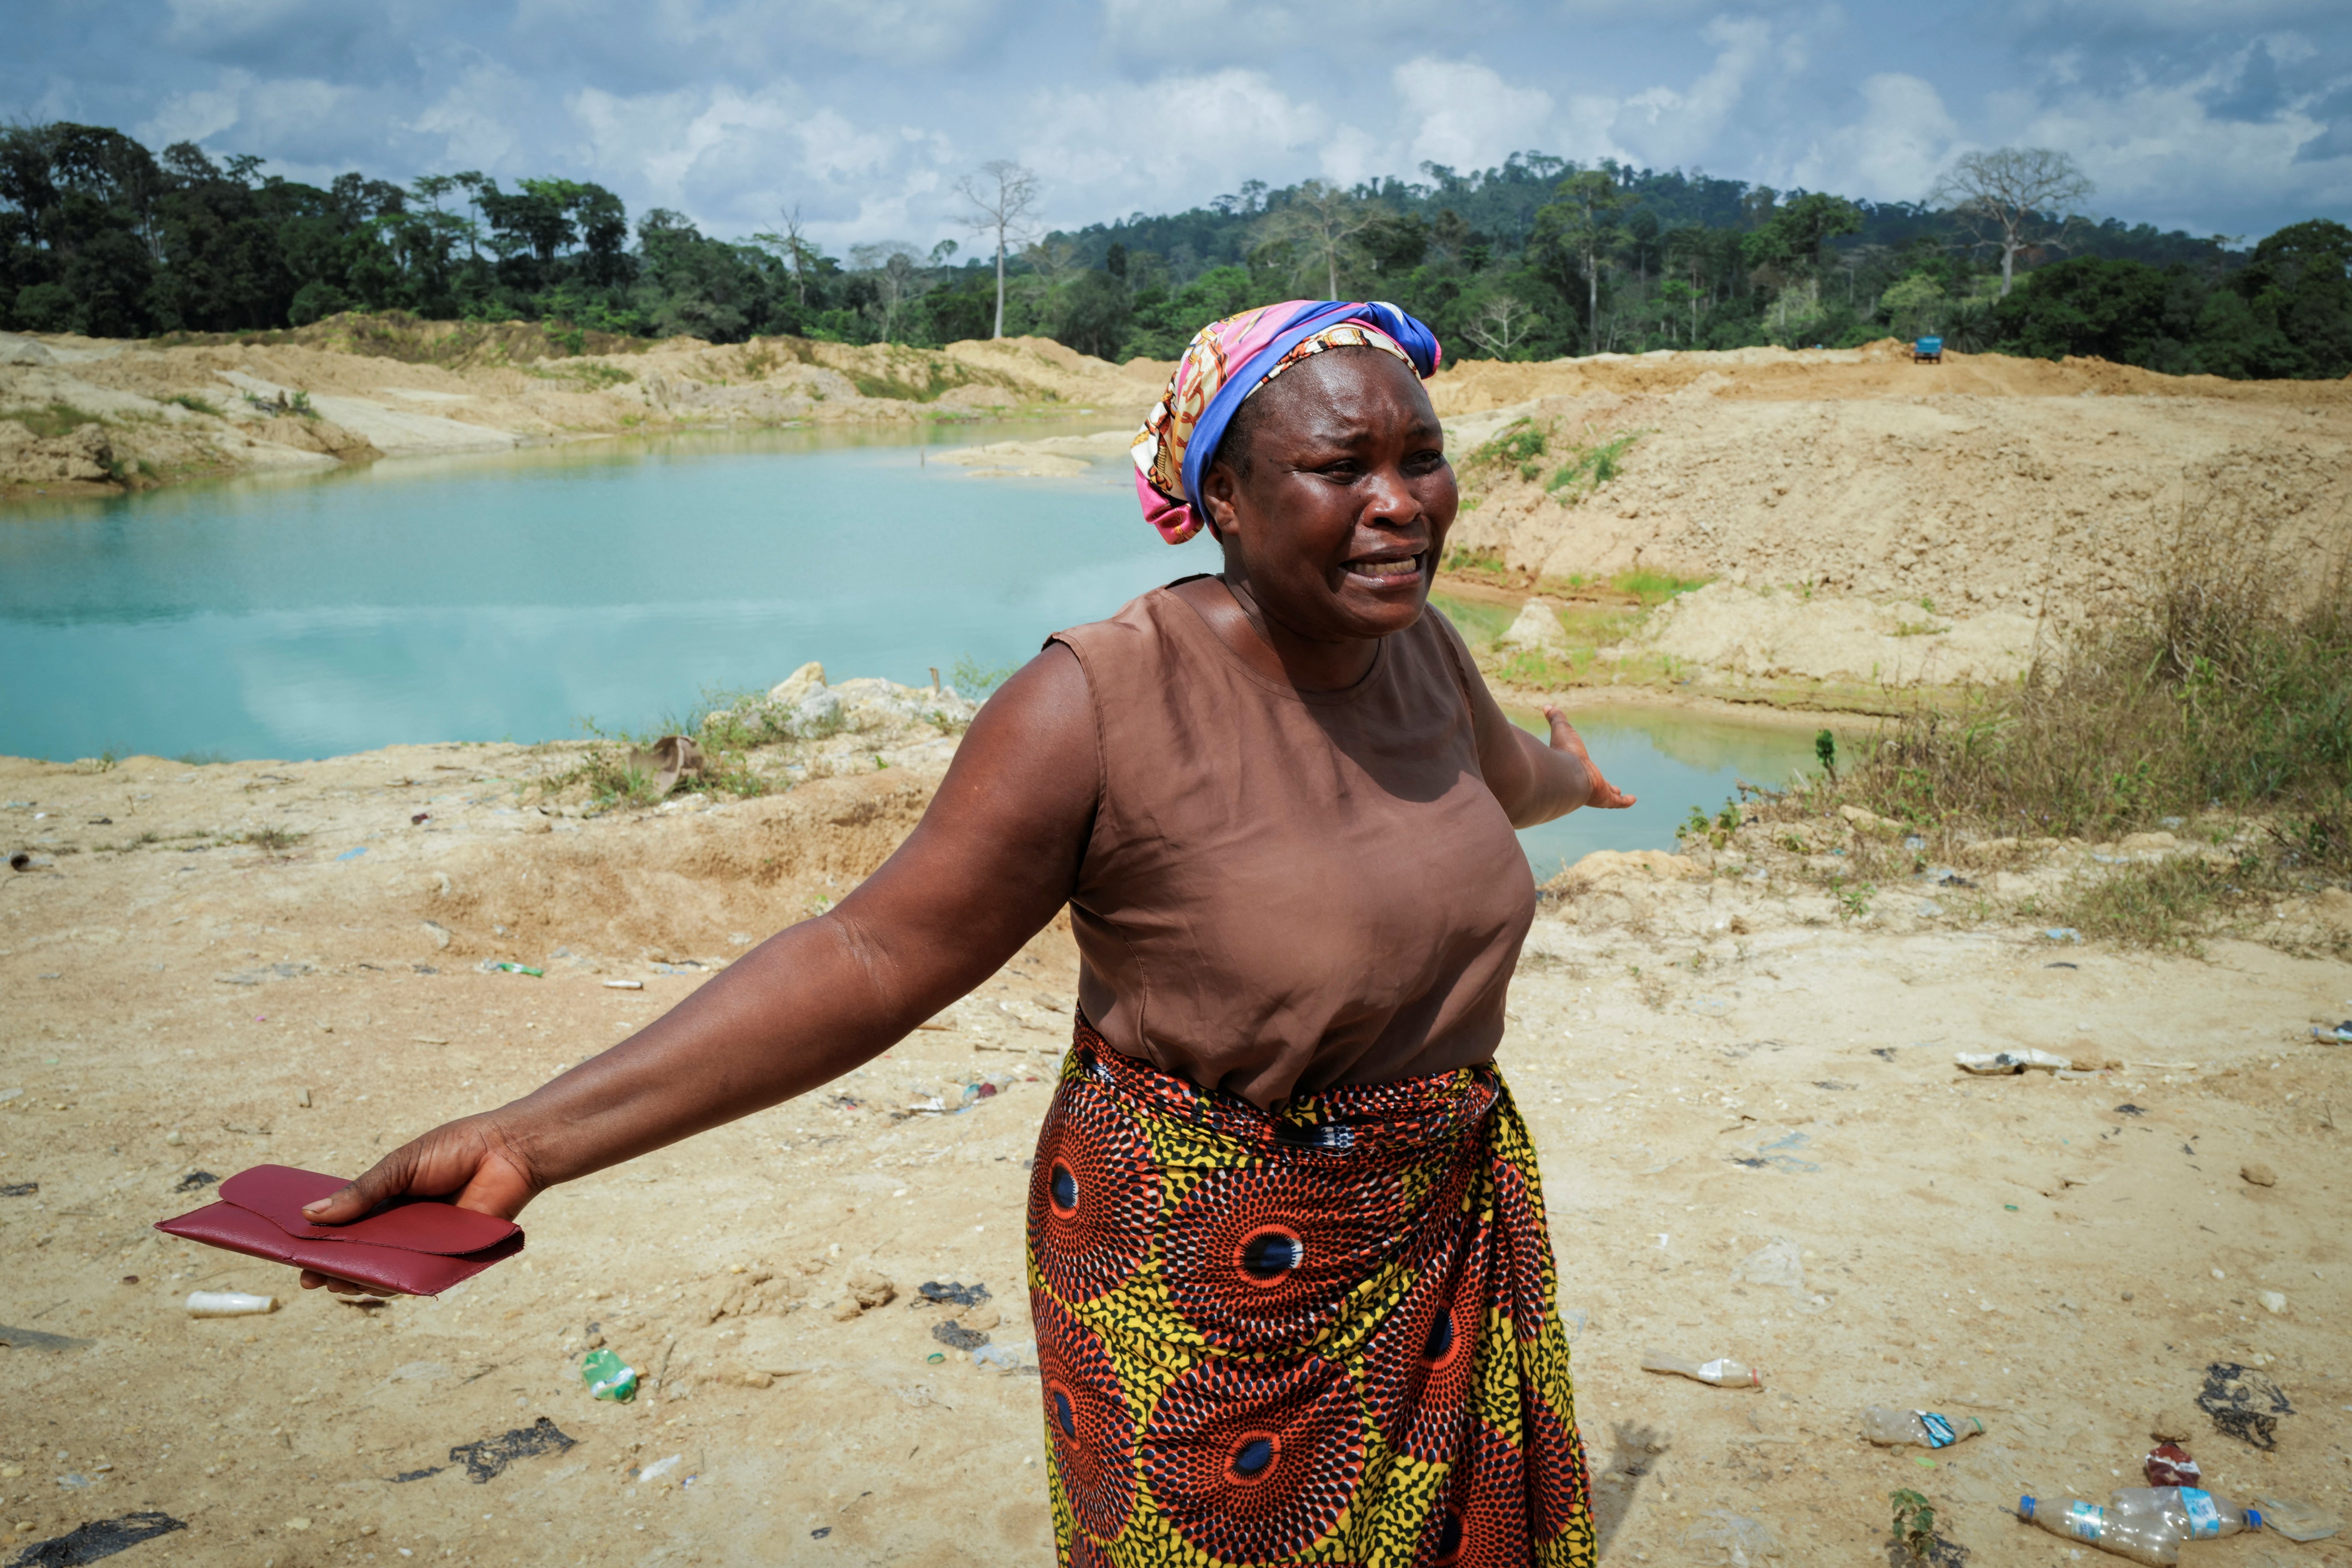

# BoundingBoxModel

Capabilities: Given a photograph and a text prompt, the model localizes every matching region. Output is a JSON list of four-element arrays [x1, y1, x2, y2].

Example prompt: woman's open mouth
[[1343, 550, 1424, 587]]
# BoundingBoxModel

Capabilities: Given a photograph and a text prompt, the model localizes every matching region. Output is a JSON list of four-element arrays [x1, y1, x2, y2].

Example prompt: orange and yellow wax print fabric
[[1028, 1019, 1595, 1568]]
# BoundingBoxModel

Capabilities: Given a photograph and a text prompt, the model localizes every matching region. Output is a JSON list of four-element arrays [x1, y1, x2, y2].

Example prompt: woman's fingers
[[299, 1142, 422, 1225], [298, 1268, 396, 1298], [1586, 772, 1639, 809], [1541, 706, 1637, 809], [298, 1118, 543, 1225]]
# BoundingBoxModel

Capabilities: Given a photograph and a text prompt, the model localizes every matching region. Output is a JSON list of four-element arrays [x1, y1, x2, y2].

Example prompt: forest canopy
[[3, 122, 2346, 380]]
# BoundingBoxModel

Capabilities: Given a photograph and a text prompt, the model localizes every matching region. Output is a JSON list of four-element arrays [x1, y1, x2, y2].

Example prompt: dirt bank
[[5, 719, 2349, 1565], [1433, 342, 2352, 622], [0, 319, 1169, 500]]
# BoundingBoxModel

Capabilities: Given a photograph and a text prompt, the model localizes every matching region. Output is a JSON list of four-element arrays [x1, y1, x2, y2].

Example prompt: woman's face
[[1200, 348, 1457, 644]]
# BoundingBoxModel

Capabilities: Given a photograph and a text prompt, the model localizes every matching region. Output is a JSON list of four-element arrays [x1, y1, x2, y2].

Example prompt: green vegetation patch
[[3, 401, 105, 439], [1752, 489, 2352, 951], [1542, 428, 1643, 500]]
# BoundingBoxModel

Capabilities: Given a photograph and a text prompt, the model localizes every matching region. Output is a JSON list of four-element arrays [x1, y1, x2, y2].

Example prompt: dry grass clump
[[1768, 491, 2350, 947]]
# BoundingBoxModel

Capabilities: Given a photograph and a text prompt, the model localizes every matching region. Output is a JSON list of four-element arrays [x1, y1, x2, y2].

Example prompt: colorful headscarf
[[1131, 300, 1443, 545]]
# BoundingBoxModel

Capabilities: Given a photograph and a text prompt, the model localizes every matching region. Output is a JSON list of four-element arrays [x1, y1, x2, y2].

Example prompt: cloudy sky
[[10, 0, 2348, 251]]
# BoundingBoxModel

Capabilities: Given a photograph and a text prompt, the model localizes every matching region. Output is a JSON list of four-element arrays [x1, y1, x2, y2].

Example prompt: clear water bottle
[[2110, 1487, 2261, 1540], [1640, 1349, 1761, 1388], [2018, 1497, 2180, 1566], [1862, 1408, 1985, 1449]]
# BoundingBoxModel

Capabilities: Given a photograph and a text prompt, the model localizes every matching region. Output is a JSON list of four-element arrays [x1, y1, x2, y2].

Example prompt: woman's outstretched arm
[[1442, 614, 1637, 827], [296, 644, 1099, 1289]]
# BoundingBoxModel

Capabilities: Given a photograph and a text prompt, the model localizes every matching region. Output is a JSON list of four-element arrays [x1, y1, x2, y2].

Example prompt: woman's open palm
[[1544, 706, 1637, 809]]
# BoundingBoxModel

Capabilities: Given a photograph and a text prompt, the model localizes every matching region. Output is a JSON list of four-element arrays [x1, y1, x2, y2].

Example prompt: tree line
[[3, 122, 2346, 380]]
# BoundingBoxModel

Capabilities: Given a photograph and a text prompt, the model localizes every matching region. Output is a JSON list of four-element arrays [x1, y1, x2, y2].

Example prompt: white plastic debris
[[1956, 1048, 2072, 1075], [186, 1290, 277, 1317]]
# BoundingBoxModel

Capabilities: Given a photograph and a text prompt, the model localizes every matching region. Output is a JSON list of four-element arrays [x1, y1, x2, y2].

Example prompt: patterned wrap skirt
[[1028, 1020, 1596, 1568]]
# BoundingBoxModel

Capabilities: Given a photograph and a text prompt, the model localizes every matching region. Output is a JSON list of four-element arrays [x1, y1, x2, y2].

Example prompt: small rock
[[1494, 599, 1572, 657], [735, 1369, 774, 1389], [768, 662, 827, 707], [2259, 1291, 2287, 1315], [847, 1267, 895, 1310], [2150, 1409, 2194, 1442], [958, 1302, 1002, 1332], [828, 1296, 863, 1322], [2240, 1161, 2276, 1187]]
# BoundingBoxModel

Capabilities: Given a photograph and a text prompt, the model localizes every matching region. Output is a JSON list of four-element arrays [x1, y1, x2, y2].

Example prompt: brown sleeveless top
[[1048, 582, 1536, 1108]]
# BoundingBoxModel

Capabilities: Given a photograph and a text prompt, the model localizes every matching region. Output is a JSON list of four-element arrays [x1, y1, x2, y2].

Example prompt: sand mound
[[1622, 581, 2047, 685], [0, 324, 1158, 499], [1436, 348, 2352, 619]]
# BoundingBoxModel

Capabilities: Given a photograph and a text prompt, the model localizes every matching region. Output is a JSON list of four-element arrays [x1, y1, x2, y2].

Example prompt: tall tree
[[751, 204, 817, 305], [956, 160, 1038, 339], [1253, 180, 1374, 299], [850, 241, 925, 341], [1534, 169, 1633, 354], [1932, 147, 2096, 297]]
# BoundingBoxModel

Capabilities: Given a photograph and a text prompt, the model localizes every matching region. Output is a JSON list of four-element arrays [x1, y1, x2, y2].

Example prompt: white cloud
[[136, 68, 256, 148], [1099, 0, 1452, 59], [1016, 68, 1332, 213], [408, 62, 538, 173], [1393, 59, 1559, 173], [1609, 16, 1778, 168], [2002, 68, 2343, 231], [1786, 73, 1963, 199]]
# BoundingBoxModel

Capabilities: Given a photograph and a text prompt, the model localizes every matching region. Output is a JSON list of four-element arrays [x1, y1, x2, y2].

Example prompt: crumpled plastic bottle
[[2019, 1496, 2180, 1565], [581, 1347, 638, 1402], [1862, 1408, 1985, 1449]]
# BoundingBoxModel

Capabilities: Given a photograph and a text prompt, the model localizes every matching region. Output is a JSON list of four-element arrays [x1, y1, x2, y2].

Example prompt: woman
[[301, 299, 1633, 1567]]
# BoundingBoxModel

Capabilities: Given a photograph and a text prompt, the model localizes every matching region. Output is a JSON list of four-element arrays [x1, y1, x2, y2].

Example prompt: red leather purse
[[155, 1164, 524, 1295]]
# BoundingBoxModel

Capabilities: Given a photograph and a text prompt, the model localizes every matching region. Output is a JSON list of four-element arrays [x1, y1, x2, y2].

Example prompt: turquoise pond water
[[0, 426, 1814, 871]]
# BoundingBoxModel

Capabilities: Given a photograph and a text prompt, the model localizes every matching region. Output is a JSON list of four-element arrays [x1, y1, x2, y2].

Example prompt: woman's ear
[[1199, 460, 1242, 539]]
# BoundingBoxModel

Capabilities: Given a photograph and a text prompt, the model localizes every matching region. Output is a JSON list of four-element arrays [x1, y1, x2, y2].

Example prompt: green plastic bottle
[[581, 1348, 637, 1402]]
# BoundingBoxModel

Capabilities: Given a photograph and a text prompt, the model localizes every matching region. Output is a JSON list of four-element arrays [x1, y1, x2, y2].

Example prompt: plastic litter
[[580, 1347, 638, 1402], [1862, 1408, 1985, 1449], [482, 961, 544, 977], [1681, 1508, 1780, 1564], [972, 1338, 1035, 1372], [1730, 1238, 1806, 1294], [602, 979, 644, 990], [2250, 1494, 2341, 1543], [7, 1510, 186, 1566], [2195, 1361, 2293, 1450], [2109, 1486, 2260, 1541], [917, 1280, 990, 1308], [1956, 1048, 2071, 1075], [170, 1170, 219, 1193], [1641, 1349, 1761, 1388], [2143, 1443, 2199, 1486], [335, 846, 367, 861], [186, 1290, 275, 1317], [449, 1417, 576, 1483], [2019, 1497, 2180, 1565], [2044, 927, 2083, 942], [635, 1453, 683, 1486], [2314, 1020, 2352, 1043], [931, 1321, 990, 1352]]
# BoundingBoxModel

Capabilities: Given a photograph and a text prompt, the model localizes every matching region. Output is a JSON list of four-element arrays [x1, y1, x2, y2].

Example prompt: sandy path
[[5, 752, 2350, 1565]]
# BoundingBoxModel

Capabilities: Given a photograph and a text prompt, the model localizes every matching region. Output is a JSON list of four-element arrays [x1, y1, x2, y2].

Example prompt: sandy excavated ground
[[6, 723, 2351, 1567], [1431, 344, 2352, 642], [0, 326, 1167, 498]]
